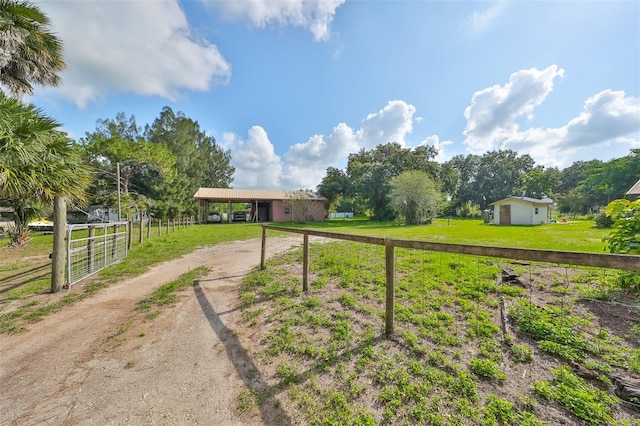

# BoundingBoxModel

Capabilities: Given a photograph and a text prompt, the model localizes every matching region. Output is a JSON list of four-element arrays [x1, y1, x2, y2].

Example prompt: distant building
[[489, 196, 554, 225], [194, 188, 326, 223]]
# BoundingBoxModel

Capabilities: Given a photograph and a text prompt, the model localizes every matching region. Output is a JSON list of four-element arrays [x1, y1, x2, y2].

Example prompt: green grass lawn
[[285, 217, 611, 252]]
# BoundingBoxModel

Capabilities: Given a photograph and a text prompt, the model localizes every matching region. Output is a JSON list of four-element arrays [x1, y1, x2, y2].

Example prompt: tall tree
[[317, 166, 353, 212], [144, 106, 234, 218], [449, 150, 534, 210], [346, 142, 439, 220], [389, 170, 443, 225], [81, 113, 175, 217], [0, 93, 91, 245], [0, 0, 65, 96]]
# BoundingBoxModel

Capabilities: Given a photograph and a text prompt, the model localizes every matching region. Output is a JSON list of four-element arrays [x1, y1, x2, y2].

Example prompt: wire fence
[[67, 222, 128, 287]]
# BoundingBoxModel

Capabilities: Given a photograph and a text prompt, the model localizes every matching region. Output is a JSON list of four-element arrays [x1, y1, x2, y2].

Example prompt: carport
[[193, 188, 326, 224]]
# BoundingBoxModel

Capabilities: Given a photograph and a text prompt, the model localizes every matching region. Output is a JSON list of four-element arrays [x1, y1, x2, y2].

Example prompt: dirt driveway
[[0, 237, 299, 425]]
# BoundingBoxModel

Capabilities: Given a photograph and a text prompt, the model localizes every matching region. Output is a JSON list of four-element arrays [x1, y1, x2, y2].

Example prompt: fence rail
[[67, 222, 128, 287], [261, 224, 640, 335]]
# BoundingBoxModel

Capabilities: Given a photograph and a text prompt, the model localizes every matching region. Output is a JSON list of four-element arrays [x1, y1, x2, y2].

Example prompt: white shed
[[490, 196, 554, 225]]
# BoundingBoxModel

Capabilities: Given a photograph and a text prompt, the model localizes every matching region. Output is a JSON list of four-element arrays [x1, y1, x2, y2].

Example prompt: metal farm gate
[[67, 222, 128, 287]]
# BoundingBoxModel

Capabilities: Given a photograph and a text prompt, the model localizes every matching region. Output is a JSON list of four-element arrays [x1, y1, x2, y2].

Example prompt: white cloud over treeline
[[226, 65, 639, 190], [463, 65, 640, 166], [224, 100, 423, 189]]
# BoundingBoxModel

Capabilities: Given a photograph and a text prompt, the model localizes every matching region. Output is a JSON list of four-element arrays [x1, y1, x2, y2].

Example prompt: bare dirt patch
[[0, 237, 300, 425]]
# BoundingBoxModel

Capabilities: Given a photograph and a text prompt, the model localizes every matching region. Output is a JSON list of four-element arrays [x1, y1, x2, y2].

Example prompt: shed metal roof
[[627, 178, 640, 196], [489, 196, 554, 206], [194, 188, 325, 202]]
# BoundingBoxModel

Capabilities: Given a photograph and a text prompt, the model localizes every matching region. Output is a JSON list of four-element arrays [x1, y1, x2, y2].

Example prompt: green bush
[[603, 199, 640, 254]]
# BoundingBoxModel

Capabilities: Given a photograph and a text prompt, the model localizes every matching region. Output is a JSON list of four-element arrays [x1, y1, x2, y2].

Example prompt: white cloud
[[463, 65, 565, 152], [286, 122, 358, 168], [562, 90, 640, 148], [224, 100, 420, 189], [208, 0, 345, 41], [356, 100, 416, 149], [224, 126, 283, 189], [39, 1, 231, 108], [462, 66, 640, 167], [285, 100, 416, 169], [467, 2, 506, 33], [419, 135, 454, 163]]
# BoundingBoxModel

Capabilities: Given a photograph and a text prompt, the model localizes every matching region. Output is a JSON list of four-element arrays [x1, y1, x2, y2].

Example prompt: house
[[489, 196, 554, 225], [626, 178, 640, 201], [193, 188, 326, 223]]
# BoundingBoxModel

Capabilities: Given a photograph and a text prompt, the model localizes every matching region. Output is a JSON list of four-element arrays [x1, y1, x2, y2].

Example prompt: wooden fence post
[[303, 233, 309, 292], [385, 238, 395, 337], [158, 219, 161, 236], [260, 226, 267, 269], [172, 219, 175, 232], [51, 196, 66, 293], [147, 217, 151, 239], [166, 219, 169, 234], [139, 219, 143, 244]]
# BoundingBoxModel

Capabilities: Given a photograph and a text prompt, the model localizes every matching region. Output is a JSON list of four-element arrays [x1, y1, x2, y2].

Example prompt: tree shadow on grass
[[193, 282, 293, 425]]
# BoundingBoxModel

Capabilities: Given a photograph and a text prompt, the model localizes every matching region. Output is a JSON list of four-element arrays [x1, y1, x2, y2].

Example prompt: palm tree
[[0, 0, 65, 96], [0, 92, 92, 246]]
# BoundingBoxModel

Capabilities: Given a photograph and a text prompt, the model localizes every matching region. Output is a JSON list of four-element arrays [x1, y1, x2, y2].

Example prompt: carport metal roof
[[194, 188, 324, 203]]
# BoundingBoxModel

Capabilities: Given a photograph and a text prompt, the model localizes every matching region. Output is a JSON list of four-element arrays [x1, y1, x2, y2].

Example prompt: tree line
[[81, 108, 234, 220], [317, 142, 640, 221]]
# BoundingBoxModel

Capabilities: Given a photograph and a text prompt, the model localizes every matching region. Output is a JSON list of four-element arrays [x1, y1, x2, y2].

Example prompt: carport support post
[[385, 238, 395, 337], [51, 196, 66, 293], [303, 233, 309, 292], [228, 201, 232, 223]]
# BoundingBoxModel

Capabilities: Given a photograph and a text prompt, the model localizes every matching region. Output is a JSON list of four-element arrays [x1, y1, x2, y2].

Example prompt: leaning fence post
[[147, 217, 151, 239], [260, 226, 267, 269], [303, 233, 309, 292], [385, 238, 395, 337], [139, 219, 143, 244]]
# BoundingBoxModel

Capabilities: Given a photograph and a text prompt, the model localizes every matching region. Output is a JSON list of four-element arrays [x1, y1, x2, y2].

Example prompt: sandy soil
[[0, 237, 299, 426]]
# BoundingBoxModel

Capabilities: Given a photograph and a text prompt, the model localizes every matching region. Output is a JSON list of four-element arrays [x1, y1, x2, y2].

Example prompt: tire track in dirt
[[0, 236, 302, 425]]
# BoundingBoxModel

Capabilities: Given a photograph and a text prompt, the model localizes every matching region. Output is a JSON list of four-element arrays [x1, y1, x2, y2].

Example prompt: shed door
[[500, 205, 511, 225]]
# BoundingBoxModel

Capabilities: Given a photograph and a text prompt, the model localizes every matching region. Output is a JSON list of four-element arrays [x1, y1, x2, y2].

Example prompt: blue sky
[[32, 0, 640, 190]]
